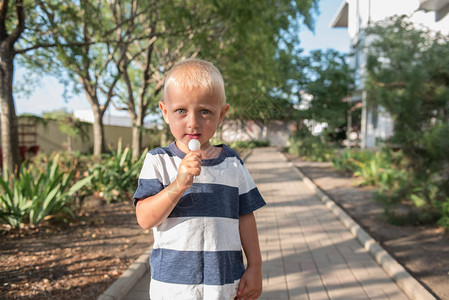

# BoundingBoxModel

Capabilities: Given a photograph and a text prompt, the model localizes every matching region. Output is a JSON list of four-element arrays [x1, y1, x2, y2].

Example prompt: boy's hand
[[236, 265, 262, 300], [176, 152, 202, 189]]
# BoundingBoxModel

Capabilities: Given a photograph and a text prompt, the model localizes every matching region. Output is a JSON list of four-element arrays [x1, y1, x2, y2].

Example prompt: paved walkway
[[123, 147, 410, 300]]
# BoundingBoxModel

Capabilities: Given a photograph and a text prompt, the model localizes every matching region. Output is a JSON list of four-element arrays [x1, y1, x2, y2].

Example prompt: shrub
[[375, 172, 448, 227], [435, 198, 449, 229], [0, 156, 92, 228], [288, 135, 335, 162], [88, 140, 146, 203], [0, 168, 33, 227], [229, 139, 270, 149], [332, 149, 371, 174]]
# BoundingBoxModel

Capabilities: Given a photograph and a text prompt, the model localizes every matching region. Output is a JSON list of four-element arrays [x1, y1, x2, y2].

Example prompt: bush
[[229, 139, 270, 149], [0, 155, 92, 228], [332, 149, 370, 174], [332, 147, 449, 228], [0, 168, 33, 227], [435, 198, 449, 229], [88, 140, 146, 203], [375, 176, 445, 226], [288, 135, 335, 162]]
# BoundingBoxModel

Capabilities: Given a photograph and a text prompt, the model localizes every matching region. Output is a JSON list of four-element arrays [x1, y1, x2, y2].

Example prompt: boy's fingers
[[236, 279, 246, 299], [186, 152, 202, 160], [238, 283, 261, 299]]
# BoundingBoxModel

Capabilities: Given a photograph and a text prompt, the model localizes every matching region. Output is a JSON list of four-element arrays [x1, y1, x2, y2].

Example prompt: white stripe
[[153, 217, 241, 252], [150, 278, 239, 300], [140, 153, 257, 192], [238, 164, 257, 195], [138, 154, 181, 183]]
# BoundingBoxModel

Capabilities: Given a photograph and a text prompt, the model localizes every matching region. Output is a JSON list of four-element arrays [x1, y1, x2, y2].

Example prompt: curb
[[285, 158, 436, 300], [97, 247, 151, 300]]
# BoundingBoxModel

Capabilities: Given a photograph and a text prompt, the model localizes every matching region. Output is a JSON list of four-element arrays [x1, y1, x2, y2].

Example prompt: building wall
[[0, 117, 158, 155], [220, 119, 293, 147]]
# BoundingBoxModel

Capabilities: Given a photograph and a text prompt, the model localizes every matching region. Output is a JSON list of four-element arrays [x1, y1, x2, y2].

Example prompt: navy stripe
[[150, 248, 245, 285], [239, 188, 266, 215], [169, 184, 240, 219], [133, 178, 164, 201], [149, 146, 174, 156]]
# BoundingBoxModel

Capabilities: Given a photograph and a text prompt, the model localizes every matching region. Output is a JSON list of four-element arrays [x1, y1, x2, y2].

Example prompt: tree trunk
[[131, 113, 144, 160], [91, 106, 105, 155], [67, 135, 72, 153], [131, 125, 141, 159], [0, 45, 20, 177]]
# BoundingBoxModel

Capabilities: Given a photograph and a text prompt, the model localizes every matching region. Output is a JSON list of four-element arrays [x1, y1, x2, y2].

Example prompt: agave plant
[[28, 156, 93, 225], [89, 140, 146, 203], [0, 167, 33, 227], [0, 155, 92, 228]]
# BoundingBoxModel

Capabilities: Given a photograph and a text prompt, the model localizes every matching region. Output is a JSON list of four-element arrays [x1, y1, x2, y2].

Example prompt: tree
[[0, 0, 25, 177], [300, 49, 354, 139], [364, 16, 449, 167], [19, 0, 318, 159], [111, 1, 209, 159], [213, 0, 318, 124], [364, 15, 449, 208], [111, 0, 319, 158], [1, 1, 95, 175], [21, 1, 128, 155]]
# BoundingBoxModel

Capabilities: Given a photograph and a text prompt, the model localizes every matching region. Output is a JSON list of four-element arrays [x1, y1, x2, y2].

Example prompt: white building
[[74, 109, 156, 128], [331, 0, 449, 148]]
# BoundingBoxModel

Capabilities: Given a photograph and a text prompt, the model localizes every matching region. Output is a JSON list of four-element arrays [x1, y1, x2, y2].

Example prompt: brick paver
[[248, 148, 408, 300], [122, 147, 410, 300]]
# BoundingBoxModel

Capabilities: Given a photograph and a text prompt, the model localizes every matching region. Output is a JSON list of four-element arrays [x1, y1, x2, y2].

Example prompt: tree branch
[[7, 0, 25, 46], [372, 79, 406, 88], [0, 0, 9, 39]]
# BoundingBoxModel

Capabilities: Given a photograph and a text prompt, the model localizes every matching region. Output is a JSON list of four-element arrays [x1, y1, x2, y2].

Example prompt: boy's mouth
[[186, 134, 201, 139]]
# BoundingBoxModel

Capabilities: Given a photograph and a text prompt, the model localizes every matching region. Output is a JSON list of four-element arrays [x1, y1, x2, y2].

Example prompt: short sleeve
[[133, 152, 164, 206], [238, 162, 266, 215]]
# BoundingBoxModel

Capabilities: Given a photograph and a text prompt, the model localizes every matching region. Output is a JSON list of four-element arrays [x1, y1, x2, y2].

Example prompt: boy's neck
[[202, 144, 222, 159]]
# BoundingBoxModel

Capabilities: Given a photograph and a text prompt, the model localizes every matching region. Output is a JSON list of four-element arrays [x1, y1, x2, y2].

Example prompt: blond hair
[[163, 59, 226, 104]]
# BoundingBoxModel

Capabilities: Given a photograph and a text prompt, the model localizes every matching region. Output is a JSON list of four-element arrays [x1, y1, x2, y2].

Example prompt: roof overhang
[[330, 1, 348, 28], [419, 0, 449, 11]]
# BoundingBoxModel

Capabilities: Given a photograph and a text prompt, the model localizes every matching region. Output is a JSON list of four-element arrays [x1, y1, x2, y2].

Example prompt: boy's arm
[[237, 212, 263, 300], [135, 152, 201, 229]]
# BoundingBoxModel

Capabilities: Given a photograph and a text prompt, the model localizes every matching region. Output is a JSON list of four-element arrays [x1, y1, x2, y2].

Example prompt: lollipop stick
[[187, 139, 201, 207]]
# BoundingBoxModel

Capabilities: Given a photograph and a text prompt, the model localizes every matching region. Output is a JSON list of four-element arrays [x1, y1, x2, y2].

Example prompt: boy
[[134, 59, 265, 300]]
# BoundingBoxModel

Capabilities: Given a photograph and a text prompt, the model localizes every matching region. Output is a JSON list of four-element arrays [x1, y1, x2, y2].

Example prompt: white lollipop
[[188, 139, 201, 151]]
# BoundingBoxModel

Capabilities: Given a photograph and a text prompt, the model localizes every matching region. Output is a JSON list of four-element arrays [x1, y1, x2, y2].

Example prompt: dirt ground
[[284, 152, 449, 300], [0, 201, 153, 300]]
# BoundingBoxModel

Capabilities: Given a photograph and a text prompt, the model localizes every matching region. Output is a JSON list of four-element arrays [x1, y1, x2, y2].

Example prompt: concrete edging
[[286, 160, 436, 300], [97, 247, 151, 300]]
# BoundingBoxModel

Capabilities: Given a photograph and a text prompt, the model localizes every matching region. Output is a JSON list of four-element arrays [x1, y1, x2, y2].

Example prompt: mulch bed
[[0, 201, 153, 300]]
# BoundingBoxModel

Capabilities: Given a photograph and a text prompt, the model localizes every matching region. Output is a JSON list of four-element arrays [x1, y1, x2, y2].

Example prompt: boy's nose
[[187, 112, 199, 129]]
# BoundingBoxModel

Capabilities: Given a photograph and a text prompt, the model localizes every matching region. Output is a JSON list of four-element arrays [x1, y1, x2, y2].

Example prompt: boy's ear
[[159, 101, 169, 124], [219, 104, 230, 125]]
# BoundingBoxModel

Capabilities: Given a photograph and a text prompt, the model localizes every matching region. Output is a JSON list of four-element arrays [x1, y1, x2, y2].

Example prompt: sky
[[14, 0, 350, 117]]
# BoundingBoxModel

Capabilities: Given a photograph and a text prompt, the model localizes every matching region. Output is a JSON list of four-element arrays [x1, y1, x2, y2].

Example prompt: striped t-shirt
[[133, 142, 266, 300]]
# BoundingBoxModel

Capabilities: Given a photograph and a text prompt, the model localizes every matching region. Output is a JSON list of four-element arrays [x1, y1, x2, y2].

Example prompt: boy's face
[[159, 85, 229, 153]]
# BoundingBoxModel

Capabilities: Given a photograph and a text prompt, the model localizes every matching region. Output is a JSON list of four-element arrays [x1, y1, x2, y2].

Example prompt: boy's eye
[[200, 109, 211, 115], [175, 109, 186, 114]]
